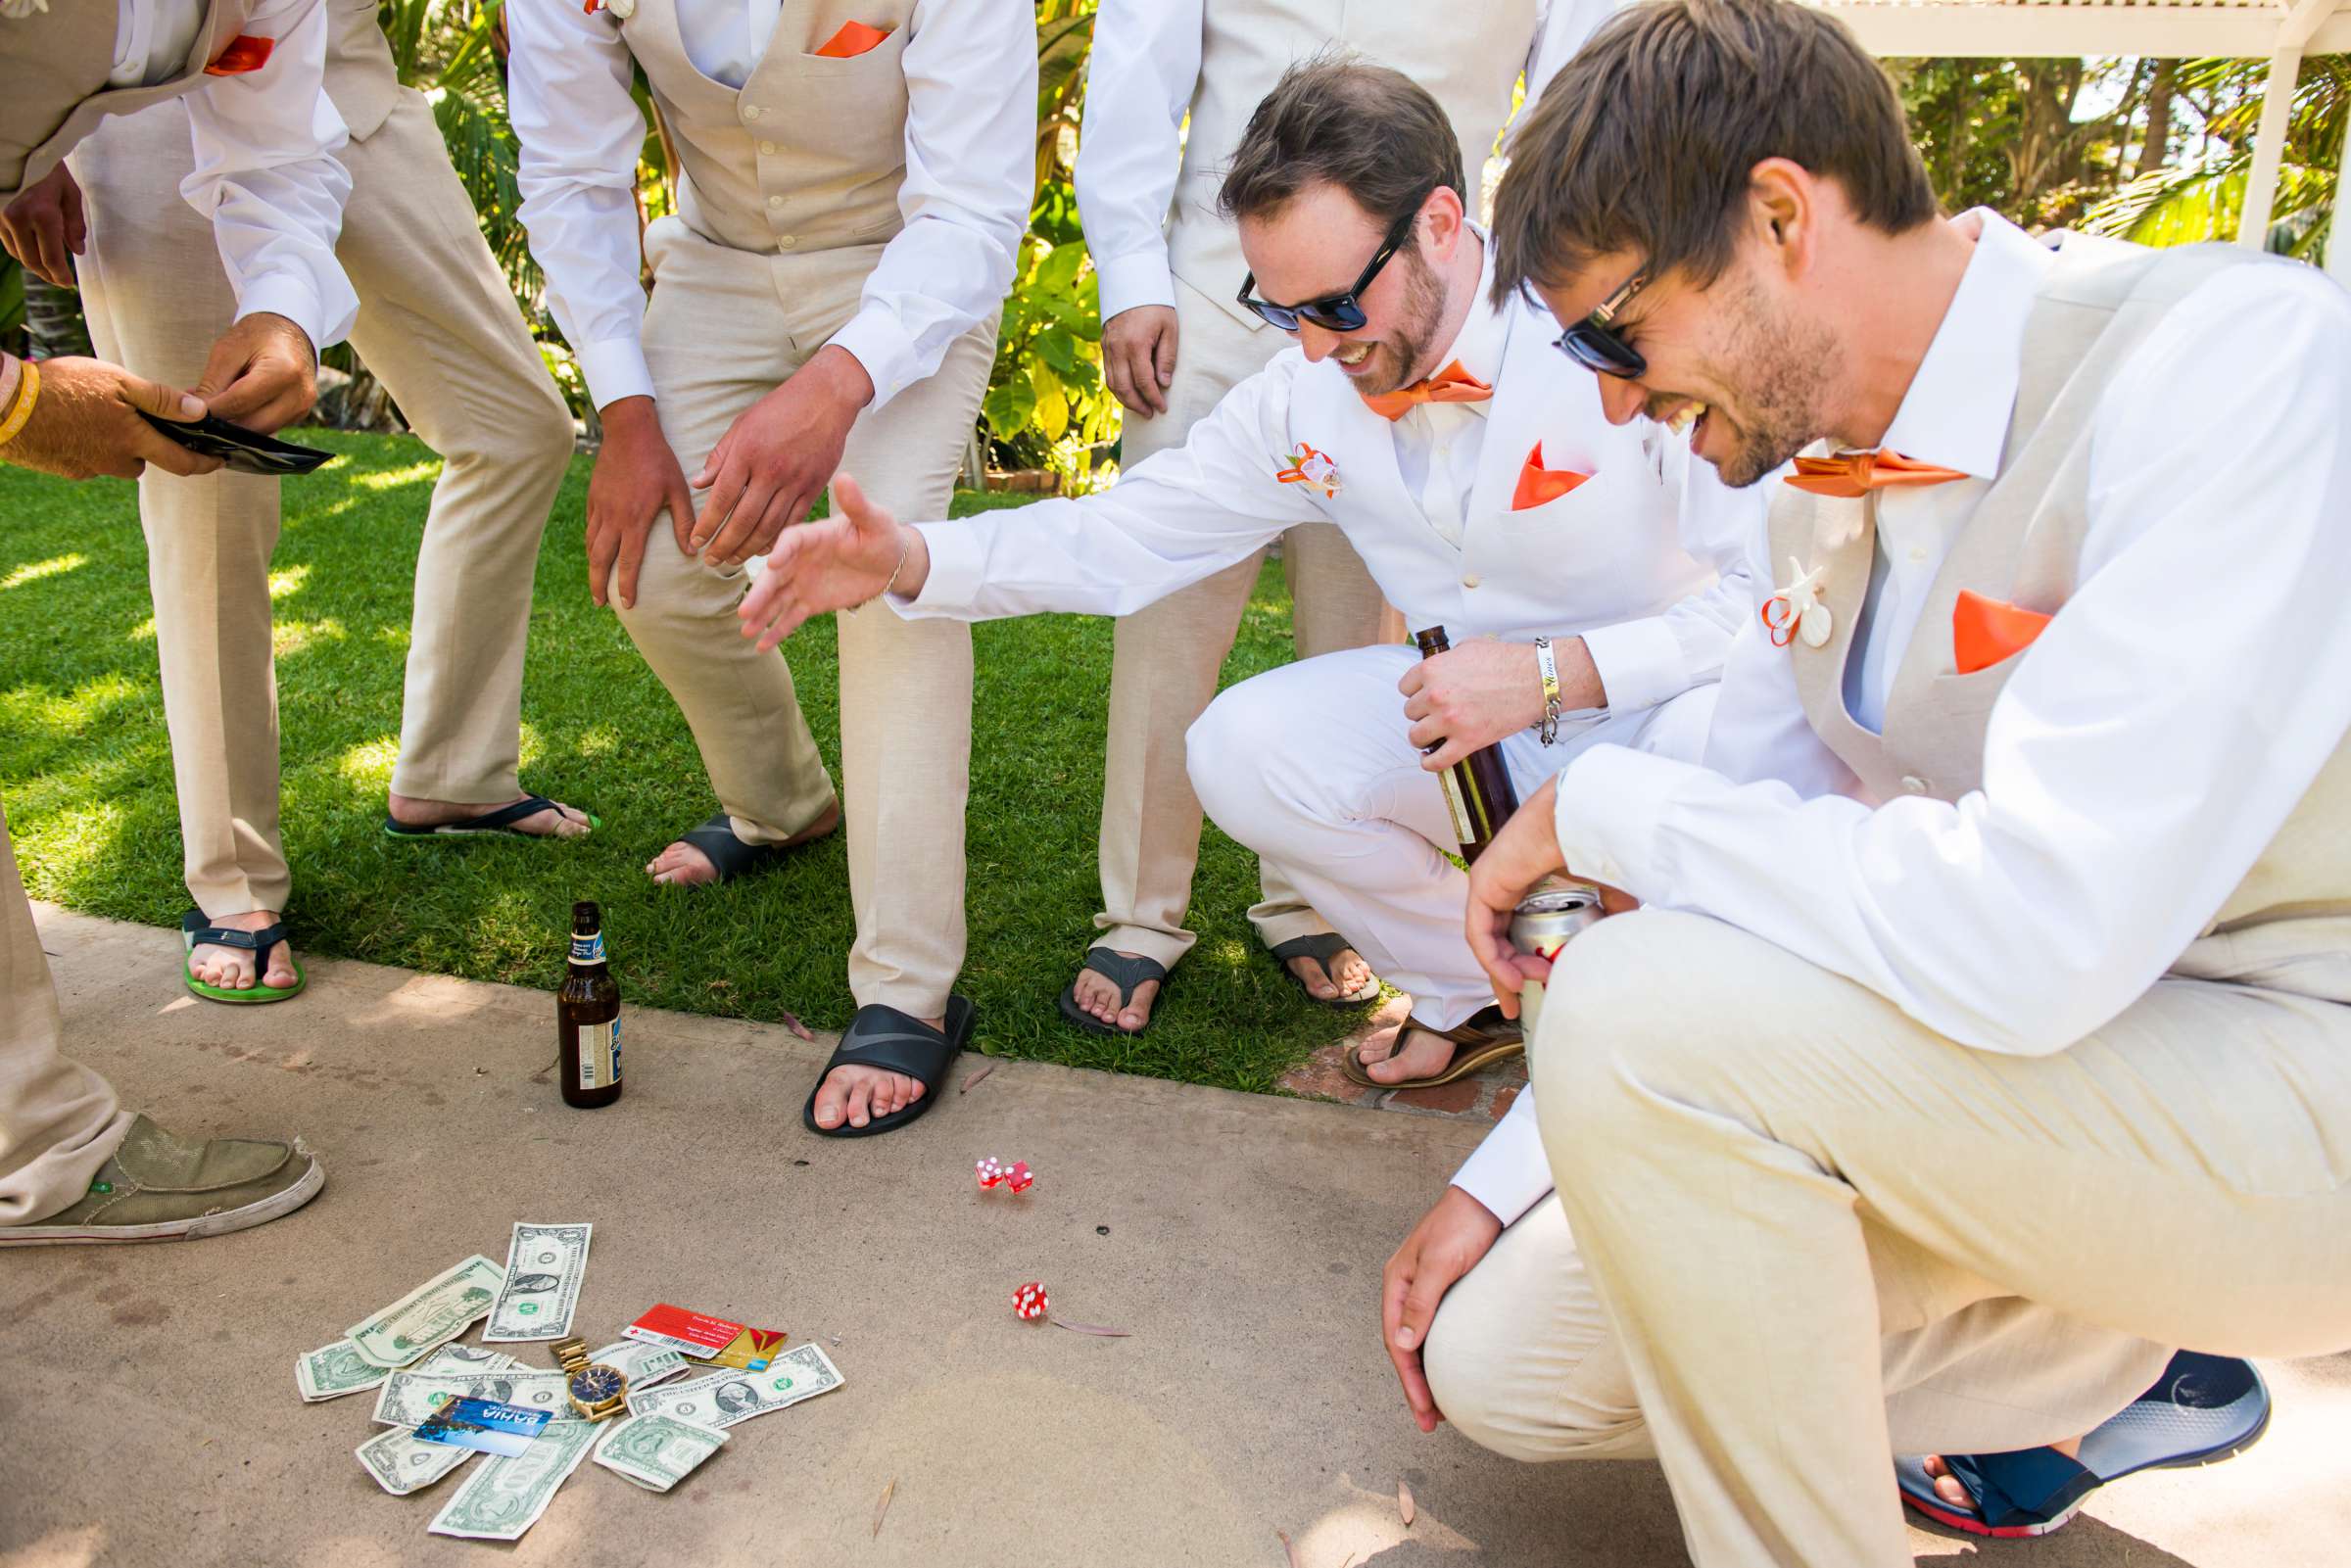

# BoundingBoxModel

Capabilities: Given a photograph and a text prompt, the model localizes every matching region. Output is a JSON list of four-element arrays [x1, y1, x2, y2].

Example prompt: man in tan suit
[[1383, 3, 2351, 1563], [506, 2, 1034, 1135], [4, 5, 591, 1004], [1063, 0, 1608, 1033]]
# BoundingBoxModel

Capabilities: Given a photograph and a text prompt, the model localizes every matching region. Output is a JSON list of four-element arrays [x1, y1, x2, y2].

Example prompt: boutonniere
[[1759, 556, 1832, 648], [584, 0, 634, 16], [0, 0, 53, 19], [1275, 444, 1340, 499]]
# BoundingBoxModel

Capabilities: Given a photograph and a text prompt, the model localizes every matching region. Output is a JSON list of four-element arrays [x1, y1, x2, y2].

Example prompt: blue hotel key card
[[414, 1397, 552, 1456]]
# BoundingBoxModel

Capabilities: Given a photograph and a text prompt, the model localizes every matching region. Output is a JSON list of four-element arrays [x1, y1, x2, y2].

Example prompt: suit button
[[742, 104, 763, 120], [767, 195, 785, 209], [758, 140, 777, 156], [778, 235, 797, 251], [1462, 574, 1481, 590], [1901, 775, 1929, 794]]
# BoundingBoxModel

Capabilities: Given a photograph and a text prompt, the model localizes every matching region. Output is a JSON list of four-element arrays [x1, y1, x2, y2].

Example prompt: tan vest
[[616, 0, 916, 259], [0, 0, 255, 194], [1168, 0, 1542, 331], [1768, 234, 2351, 1001], [323, 0, 400, 143]]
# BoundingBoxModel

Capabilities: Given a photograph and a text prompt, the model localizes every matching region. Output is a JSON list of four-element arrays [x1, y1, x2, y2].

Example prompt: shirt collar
[[1440, 225, 1509, 393], [1875, 208, 2056, 480]]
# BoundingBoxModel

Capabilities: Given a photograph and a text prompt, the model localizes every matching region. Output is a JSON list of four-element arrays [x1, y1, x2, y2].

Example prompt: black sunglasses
[[1536, 267, 1650, 379], [1237, 200, 1424, 333]]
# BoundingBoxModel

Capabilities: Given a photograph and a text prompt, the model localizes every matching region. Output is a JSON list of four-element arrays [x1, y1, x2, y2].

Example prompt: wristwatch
[[552, 1336, 629, 1422]]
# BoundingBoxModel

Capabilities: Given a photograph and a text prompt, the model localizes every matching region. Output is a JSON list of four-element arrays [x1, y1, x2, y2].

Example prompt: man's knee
[[1183, 675, 1293, 836], [1423, 1276, 1650, 1464]]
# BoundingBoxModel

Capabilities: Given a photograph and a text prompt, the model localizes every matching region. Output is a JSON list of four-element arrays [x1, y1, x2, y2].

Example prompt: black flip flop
[[1270, 932, 1381, 1004], [675, 811, 806, 884], [382, 794, 598, 839], [1059, 947, 1169, 1036], [801, 994, 974, 1138]]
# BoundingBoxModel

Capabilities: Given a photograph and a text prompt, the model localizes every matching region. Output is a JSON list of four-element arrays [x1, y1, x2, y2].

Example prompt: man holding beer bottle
[[736, 60, 1754, 1121]]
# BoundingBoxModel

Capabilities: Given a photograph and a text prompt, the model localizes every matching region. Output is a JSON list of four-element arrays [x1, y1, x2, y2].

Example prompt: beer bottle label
[[570, 931, 606, 965], [577, 1018, 622, 1089], [1436, 769, 1477, 847]]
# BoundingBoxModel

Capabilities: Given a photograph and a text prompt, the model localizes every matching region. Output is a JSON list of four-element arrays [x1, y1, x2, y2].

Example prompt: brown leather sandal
[[1339, 1004, 1523, 1089]]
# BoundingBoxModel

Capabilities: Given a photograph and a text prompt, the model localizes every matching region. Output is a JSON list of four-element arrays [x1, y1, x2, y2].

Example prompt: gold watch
[[552, 1336, 629, 1422]]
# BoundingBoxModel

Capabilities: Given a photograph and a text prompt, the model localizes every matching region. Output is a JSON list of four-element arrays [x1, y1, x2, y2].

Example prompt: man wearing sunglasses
[[737, 60, 1753, 1117], [1064, 0, 1608, 1039]]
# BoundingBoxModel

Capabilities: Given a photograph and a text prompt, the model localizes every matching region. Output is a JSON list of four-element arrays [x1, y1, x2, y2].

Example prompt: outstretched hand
[[736, 474, 929, 652]]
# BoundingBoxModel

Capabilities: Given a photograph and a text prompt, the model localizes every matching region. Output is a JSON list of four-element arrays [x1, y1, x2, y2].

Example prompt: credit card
[[413, 1396, 552, 1456], [136, 410, 335, 476], [622, 1305, 788, 1371]]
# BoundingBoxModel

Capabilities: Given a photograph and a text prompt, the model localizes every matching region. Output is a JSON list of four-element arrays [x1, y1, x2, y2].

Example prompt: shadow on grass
[[0, 432, 1371, 1093]]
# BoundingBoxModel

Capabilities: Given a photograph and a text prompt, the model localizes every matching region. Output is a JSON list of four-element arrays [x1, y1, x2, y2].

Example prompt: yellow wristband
[[0, 360, 42, 451]]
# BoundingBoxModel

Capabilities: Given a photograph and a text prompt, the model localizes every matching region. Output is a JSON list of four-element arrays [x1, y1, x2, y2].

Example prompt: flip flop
[[1340, 1004, 1522, 1089], [1895, 1351, 2271, 1539], [180, 910, 306, 1005], [669, 810, 814, 884], [382, 794, 599, 840], [1059, 947, 1169, 1036], [1269, 932, 1381, 1004], [802, 994, 975, 1138]]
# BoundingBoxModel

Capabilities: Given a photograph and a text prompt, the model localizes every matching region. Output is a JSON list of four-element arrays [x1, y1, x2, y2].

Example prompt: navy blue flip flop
[[382, 794, 598, 840], [1895, 1351, 2270, 1538]]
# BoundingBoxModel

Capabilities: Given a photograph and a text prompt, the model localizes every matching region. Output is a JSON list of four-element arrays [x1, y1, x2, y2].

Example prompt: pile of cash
[[294, 1221, 842, 1542]]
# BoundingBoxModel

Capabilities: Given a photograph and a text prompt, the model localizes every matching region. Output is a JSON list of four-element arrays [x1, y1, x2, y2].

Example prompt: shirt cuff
[[1578, 617, 1687, 715], [581, 338, 656, 411], [888, 520, 981, 621], [827, 305, 919, 414], [1093, 248, 1178, 323], [229, 274, 338, 358], [1448, 1091, 1554, 1227], [1554, 742, 1685, 902]]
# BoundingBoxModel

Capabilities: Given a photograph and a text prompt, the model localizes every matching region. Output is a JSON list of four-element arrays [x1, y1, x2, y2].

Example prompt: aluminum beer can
[[1510, 883, 1605, 961]]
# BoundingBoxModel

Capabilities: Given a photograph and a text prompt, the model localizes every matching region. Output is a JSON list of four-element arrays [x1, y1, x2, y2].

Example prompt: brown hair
[[1219, 54, 1466, 231], [1492, 0, 1936, 303]]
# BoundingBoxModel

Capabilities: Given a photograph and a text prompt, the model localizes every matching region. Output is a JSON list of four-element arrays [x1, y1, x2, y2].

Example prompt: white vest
[[1168, 0, 1542, 331]]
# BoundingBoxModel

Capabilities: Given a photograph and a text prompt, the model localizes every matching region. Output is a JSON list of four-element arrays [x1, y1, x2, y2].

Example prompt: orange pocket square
[[1952, 589, 2052, 675], [1511, 442, 1591, 511], [815, 20, 893, 57], [205, 34, 276, 75]]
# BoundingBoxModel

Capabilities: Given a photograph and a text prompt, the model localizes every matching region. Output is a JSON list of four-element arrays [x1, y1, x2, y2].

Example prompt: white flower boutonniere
[[1275, 444, 1340, 500], [0, 0, 55, 20]]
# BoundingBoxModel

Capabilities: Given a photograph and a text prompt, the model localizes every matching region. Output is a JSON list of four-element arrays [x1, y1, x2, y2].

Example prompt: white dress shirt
[[505, 0, 1033, 413], [103, 0, 356, 350], [1074, 0, 1613, 322], [1457, 213, 2351, 1227]]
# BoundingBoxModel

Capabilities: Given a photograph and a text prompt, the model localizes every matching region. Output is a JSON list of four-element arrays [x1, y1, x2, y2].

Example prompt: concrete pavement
[[2, 906, 2347, 1568]]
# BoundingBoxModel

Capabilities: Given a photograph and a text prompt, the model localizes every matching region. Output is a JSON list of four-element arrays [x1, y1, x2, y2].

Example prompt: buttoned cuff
[[231, 274, 345, 358], [1093, 249, 1178, 324], [1554, 742, 1684, 902], [581, 338, 657, 411], [1449, 1092, 1553, 1227], [888, 520, 981, 621], [827, 306, 919, 414], [1578, 617, 1686, 715]]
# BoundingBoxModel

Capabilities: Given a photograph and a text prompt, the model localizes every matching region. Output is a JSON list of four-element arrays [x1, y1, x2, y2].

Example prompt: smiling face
[[1533, 242, 1840, 489], [1238, 182, 1458, 399]]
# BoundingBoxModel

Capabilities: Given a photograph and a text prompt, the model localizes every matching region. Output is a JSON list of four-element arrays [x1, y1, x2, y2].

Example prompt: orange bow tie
[[1784, 450, 1967, 499], [1361, 359, 1492, 422]]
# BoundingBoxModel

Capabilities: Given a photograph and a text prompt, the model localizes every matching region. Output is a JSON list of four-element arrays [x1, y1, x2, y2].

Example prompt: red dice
[[1012, 1281, 1049, 1322]]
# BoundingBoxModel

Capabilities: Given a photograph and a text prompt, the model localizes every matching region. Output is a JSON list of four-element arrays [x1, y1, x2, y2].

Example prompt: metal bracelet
[[847, 531, 913, 617], [1534, 636, 1562, 745]]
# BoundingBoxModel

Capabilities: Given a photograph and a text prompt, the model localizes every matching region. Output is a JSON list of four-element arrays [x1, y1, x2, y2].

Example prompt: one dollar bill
[[593, 1412, 727, 1493], [347, 1255, 504, 1369], [373, 1368, 577, 1428], [589, 1339, 691, 1391], [355, 1426, 474, 1497], [625, 1344, 842, 1429], [482, 1221, 591, 1343], [295, 1339, 388, 1402], [427, 1418, 600, 1542]]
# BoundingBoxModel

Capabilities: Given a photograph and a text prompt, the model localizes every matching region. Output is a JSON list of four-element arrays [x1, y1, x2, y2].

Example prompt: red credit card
[[620, 1305, 787, 1369]]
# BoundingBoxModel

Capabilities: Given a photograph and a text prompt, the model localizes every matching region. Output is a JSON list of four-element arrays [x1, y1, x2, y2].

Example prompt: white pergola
[[1806, 0, 2351, 280]]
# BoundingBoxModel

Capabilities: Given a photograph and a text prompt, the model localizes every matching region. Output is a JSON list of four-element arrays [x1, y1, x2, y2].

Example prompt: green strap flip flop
[[181, 910, 306, 1005]]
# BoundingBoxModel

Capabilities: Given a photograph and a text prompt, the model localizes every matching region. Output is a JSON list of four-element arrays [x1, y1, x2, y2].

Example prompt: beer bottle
[[1414, 626, 1522, 863], [558, 900, 622, 1109]]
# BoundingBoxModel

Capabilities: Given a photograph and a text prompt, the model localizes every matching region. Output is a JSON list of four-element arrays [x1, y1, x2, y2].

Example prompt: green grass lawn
[[0, 430, 1369, 1091]]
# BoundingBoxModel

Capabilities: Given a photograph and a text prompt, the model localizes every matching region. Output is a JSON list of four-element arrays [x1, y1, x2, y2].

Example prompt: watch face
[[569, 1365, 625, 1404]]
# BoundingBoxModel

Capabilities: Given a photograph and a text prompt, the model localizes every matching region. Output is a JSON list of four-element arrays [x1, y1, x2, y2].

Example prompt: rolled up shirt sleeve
[[183, 0, 356, 350]]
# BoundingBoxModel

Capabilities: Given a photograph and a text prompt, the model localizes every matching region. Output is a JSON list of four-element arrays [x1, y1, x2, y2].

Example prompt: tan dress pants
[[70, 91, 575, 917], [1423, 908, 2351, 1567], [630, 216, 996, 1017], [0, 798, 129, 1225], [1095, 277, 1386, 969]]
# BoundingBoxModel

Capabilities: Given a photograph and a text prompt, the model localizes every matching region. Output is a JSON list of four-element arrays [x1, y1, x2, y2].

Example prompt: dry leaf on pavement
[[873, 1477, 895, 1539], [1399, 1477, 1416, 1526], [960, 1062, 996, 1094], [1276, 1529, 1300, 1567]]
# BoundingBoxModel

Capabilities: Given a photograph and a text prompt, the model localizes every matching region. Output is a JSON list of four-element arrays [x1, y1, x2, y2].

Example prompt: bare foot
[[388, 792, 594, 838], [1286, 944, 1372, 1001], [1354, 1019, 1463, 1085], [1922, 1436, 2086, 1516], [1072, 951, 1161, 1032], [647, 799, 840, 886], [188, 909, 298, 993], [809, 1020, 936, 1130]]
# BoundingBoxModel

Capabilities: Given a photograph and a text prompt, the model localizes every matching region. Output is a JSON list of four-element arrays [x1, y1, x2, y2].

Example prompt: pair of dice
[[976, 1157, 1034, 1194], [1012, 1281, 1050, 1322]]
